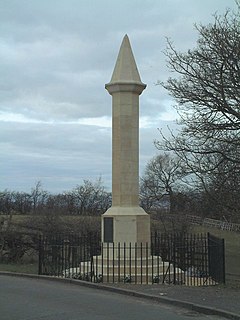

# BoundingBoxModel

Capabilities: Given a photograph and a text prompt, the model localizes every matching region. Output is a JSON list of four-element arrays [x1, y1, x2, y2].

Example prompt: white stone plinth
[[102, 206, 150, 246]]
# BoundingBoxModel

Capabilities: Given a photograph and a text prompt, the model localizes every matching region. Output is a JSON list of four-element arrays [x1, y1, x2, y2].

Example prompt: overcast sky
[[0, 0, 236, 193]]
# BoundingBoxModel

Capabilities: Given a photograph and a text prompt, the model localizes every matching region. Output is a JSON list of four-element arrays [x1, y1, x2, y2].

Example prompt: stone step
[[64, 262, 183, 277], [92, 273, 183, 285], [90, 265, 183, 275], [92, 255, 163, 266], [79, 259, 184, 276]]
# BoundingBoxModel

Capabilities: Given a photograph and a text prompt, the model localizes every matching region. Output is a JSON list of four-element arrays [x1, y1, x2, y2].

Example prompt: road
[[0, 275, 225, 320]]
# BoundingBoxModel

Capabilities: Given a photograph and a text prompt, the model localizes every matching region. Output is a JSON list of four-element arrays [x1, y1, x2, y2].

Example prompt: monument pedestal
[[88, 206, 181, 284], [78, 251, 184, 284], [102, 206, 150, 246]]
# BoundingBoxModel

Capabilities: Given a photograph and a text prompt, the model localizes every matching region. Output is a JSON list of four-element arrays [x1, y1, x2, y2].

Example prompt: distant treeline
[[1, 177, 239, 224], [0, 180, 111, 216]]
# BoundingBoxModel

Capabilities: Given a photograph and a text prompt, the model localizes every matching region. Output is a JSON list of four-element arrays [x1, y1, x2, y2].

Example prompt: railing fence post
[[38, 234, 42, 275]]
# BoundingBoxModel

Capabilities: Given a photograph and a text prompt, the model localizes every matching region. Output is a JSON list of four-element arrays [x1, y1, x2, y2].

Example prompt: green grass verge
[[0, 263, 38, 274]]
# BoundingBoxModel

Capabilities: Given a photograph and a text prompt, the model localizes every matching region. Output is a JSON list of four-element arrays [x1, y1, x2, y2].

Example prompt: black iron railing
[[208, 233, 225, 284], [38, 232, 225, 286]]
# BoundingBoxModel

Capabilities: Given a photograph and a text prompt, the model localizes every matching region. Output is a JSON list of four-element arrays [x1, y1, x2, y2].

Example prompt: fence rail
[[187, 215, 240, 232], [153, 213, 240, 232], [39, 232, 225, 286]]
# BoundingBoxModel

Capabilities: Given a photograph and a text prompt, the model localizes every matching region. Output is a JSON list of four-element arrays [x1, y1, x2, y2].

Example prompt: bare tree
[[30, 181, 49, 214], [156, 5, 240, 219], [13, 192, 32, 215], [66, 178, 111, 215], [0, 190, 15, 215], [140, 153, 187, 213], [157, 6, 240, 167], [196, 157, 240, 221]]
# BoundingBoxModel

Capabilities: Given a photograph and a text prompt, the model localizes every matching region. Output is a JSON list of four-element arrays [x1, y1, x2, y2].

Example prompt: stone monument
[[102, 35, 150, 247], [77, 36, 183, 283]]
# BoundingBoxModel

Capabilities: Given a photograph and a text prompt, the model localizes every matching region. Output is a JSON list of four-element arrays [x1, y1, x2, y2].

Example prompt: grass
[[0, 262, 38, 274]]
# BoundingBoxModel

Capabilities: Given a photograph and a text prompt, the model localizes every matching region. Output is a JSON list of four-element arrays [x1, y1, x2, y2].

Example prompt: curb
[[0, 272, 239, 320]]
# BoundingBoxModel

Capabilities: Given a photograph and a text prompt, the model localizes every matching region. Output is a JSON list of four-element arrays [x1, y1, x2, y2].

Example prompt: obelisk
[[102, 35, 150, 245]]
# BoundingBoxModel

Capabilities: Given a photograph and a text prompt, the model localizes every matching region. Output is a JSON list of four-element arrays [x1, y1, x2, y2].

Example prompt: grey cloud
[[0, 0, 235, 192], [0, 121, 112, 192]]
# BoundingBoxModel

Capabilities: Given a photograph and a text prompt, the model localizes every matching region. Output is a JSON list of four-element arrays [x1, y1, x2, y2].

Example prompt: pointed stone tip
[[122, 34, 130, 47], [107, 35, 145, 85]]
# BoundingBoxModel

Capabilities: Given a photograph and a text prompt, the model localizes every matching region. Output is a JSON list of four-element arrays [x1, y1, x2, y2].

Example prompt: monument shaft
[[103, 35, 150, 245], [112, 91, 139, 207]]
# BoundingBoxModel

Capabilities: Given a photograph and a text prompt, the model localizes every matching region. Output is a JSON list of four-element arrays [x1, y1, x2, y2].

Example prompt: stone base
[[77, 254, 184, 284], [66, 258, 217, 285], [98, 242, 152, 259], [102, 206, 150, 244]]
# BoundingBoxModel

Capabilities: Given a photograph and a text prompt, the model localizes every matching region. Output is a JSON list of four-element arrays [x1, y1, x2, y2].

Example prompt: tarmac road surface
[[0, 275, 227, 320]]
